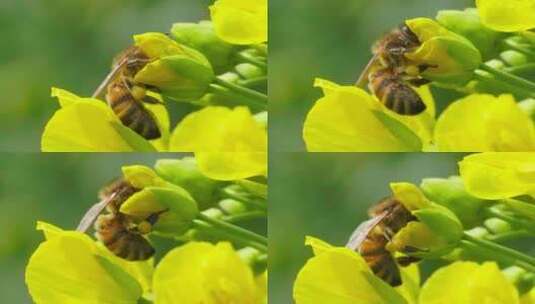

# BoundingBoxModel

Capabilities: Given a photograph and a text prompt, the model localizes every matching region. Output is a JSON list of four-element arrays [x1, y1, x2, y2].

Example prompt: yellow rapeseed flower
[[170, 106, 267, 180], [42, 88, 168, 152], [435, 94, 535, 151], [459, 152, 535, 199], [476, 0, 535, 32], [153, 241, 262, 303], [26, 222, 151, 303], [419, 261, 519, 303], [209, 0, 267, 45], [293, 236, 418, 304], [405, 18, 482, 86], [303, 79, 435, 152]]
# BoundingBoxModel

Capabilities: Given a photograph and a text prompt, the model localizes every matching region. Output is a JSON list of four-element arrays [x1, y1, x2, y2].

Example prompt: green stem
[[208, 84, 266, 112], [222, 211, 266, 223], [220, 188, 267, 211], [505, 63, 535, 75], [214, 77, 268, 104], [504, 40, 535, 59], [237, 76, 267, 88], [197, 213, 267, 246], [192, 219, 267, 252], [479, 63, 535, 96], [236, 52, 267, 69], [473, 71, 534, 98], [486, 230, 533, 242], [486, 208, 535, 234], [463, 233, 535, 272]]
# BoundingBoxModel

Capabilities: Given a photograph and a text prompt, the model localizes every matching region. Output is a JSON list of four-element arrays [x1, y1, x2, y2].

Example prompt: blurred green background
[[270, 0, 474, 151], [0, 0, 214, 151], [0, 153, 189, 302], [269, 153, 534, 303]]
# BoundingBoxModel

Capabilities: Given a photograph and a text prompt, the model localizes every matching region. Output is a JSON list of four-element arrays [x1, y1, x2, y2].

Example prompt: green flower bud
[[500, 50, 528, 66], [201, 207, 225, 220], [154, 158, 223, 210], [234, 179, 267, 199], [122, 165, 167, 188], [238, 247, 266, 275], [484, 218, 512, 234], [503, 266, 535, 295], [219, 198, 247, 215], [133, 32, 215, 102], [436, 8, 505, 60], [405, 18, 482, 86], [420, 176, 487, 228], [235, 63, 264, 79], [170, 21, 237, 74], [519, 98, 535, 121], [388, 182, 463, 258], [120, 185, 199, 236]]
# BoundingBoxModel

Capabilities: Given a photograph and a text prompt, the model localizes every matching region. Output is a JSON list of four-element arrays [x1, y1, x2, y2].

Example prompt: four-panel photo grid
[[1, 0, 535, 303]]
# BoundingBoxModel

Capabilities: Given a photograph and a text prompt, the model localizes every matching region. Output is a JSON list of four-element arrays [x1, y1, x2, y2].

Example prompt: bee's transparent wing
[[355, 53, 379, 88], [346, 212, 387, 251], [76, 193, 116, 232], [91, 58, 129, 99]]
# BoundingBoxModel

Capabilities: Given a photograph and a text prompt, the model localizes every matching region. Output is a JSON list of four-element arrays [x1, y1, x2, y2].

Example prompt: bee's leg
[[403, 245, 428, 253], [126, 58, 151, 70], [418, 63, 438, 73], [383, 226, 396, 241], [396, 256, 421, 266], [142, 95, 164, 104], [145, 208, 170, 225], [407, 78, 431, 87]]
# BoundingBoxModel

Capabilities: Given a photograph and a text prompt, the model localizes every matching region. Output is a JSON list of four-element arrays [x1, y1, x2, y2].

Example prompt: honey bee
[[77, 179, 167, 261], [356, 23, 436, 116], [346, 197, 419, 286], [92, 46, 162, 140]]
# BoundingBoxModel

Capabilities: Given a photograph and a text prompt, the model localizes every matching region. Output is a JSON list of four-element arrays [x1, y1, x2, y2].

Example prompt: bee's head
[[399, 23, 420, 46]]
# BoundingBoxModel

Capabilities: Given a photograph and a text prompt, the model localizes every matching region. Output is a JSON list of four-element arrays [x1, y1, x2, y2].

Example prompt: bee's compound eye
[[137, 221, 152, 234]]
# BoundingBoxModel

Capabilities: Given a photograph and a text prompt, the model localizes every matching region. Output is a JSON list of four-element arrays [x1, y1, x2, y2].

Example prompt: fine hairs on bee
[[346, 197, 419, 287], [77, 179, 166, 261], [94, 213, 155, 261], [95, 46, 161, 140], [357, 23, 433, 116]]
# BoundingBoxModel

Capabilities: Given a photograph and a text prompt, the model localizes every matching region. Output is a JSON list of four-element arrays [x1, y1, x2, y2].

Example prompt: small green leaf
[[372, 111, 423, 151], [110, 122, 158, 152]]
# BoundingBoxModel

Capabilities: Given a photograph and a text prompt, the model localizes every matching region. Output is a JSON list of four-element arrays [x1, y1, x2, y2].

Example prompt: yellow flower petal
[[459, 152, 535, 199], [476, 0, 535, 32], [34, 222, 154, 294], [42, 101, 135, 152], [43, 89, 165, 152], [305, 236, 334, 256], [435, 94, 535, 151], [209, 0, 267, 45], [169, 106, 267, 179], [196, 152, 267, 181], [26, 231, 142, 303], [303, 79, 426, 152], [396, 264, 420, 304], [170, 106, 267, 152], [293, 246, 407, 304], [153, 242, 260, 304], [419, 261, 519, 304], [521, 289, 535, 304], [405, 18, 482, 85]]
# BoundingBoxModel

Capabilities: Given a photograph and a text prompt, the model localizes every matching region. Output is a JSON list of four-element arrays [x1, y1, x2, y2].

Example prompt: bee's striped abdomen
[[106, 82, 161, 140], [369, 69, 426, 116], [359, 233, 402, 287], [95, 214, 155, 261]]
